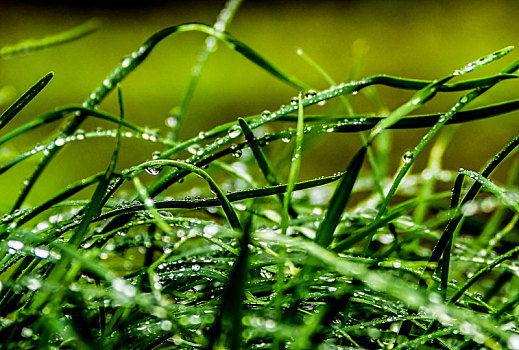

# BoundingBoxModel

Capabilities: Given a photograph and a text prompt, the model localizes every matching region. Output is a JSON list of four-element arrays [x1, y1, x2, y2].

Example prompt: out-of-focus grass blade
[[315, 146, 366, 247], [0, 72, 53, 131], [210, 212, 251, 350], [168, 0, 244, 141], [282, 93, 305, 231], [0, 20, 99, 60]]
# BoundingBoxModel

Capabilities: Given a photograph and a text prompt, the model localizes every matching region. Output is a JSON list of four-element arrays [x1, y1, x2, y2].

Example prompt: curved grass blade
[[361, 73, 517, 92], [368, 46, 514, 143], [282, 92, 305, 233], [315, 146, 366, 247], [127, 159, 241, 231], [149, 73, 518, 200], [12, 22, 307, 212], [0, 20, 99, 60], [0, 72, 53, 131], [0, 105, 142, 147]]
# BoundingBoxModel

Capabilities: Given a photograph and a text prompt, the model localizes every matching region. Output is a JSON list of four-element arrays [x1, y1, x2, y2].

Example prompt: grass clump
[[1, 4, 519, 350]]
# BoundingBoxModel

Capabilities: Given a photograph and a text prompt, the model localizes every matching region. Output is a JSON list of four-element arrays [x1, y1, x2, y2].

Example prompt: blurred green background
[[0, 0, 518, 208]]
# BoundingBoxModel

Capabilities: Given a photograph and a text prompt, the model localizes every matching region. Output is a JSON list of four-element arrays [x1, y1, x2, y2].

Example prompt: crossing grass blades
[[1, 12, 519, 350]]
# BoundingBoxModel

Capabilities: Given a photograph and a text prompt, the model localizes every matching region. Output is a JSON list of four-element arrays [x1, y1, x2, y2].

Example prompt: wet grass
[[1, 3, 519, 349]]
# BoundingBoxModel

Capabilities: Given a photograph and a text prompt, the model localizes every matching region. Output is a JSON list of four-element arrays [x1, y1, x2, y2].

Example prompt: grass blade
[[168, 0, 244, 141], [238, 117, 297, 217], [0, 105, 142, 147], [0, 20, 99, 60], [315, 146, 367, 247], [29, 86, 124, 312], [282, 92, 305, 233], [127, 159, 241, 231], [0, 72, 53, 130]]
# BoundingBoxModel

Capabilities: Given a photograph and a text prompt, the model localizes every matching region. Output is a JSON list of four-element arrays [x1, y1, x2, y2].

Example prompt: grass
[[1, 3, 519, 349]]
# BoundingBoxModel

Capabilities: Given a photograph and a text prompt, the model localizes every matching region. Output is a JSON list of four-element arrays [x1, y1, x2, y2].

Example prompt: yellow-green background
[[0, 1, 518, 207]]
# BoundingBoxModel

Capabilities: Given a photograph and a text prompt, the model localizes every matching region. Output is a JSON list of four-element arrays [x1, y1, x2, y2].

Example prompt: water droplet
[[198, 131, 206, 139], [152, 151, 161, 160], [8, 240, 24, 250], [402, 151, 413, 163], [305, 90, 317, 99], [21, 327, 33, 338], [261, 110, 271, 119], [75, 130, 85, 140], [165, 116, 177, 128], [228, 125, 241, 138], [318, 100, 326, 106], [459, 96, 469, 104], [145, 166, 162, 176], [121, 57, 132, 68], [508, 334, 519, 349], [54, 137, 65, 147], [229, 144, 243, 158], [103, 79, 113, 89], [188, 144, 201, 155], [422, 169, 433, 179], [26, 277, 41, 291], [112, 278, 136, 297], [411, 97, 421, 105], [290, 96, 299, 105], [34, 247, 49, 259], [160, 320, 173, 331], [191, 264, 201, 272], [281, 137, 291, 143], [203, 224, 219, 237]]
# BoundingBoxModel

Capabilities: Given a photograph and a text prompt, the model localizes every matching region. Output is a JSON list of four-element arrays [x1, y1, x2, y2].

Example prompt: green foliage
[[1, 6, 519, 350]]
